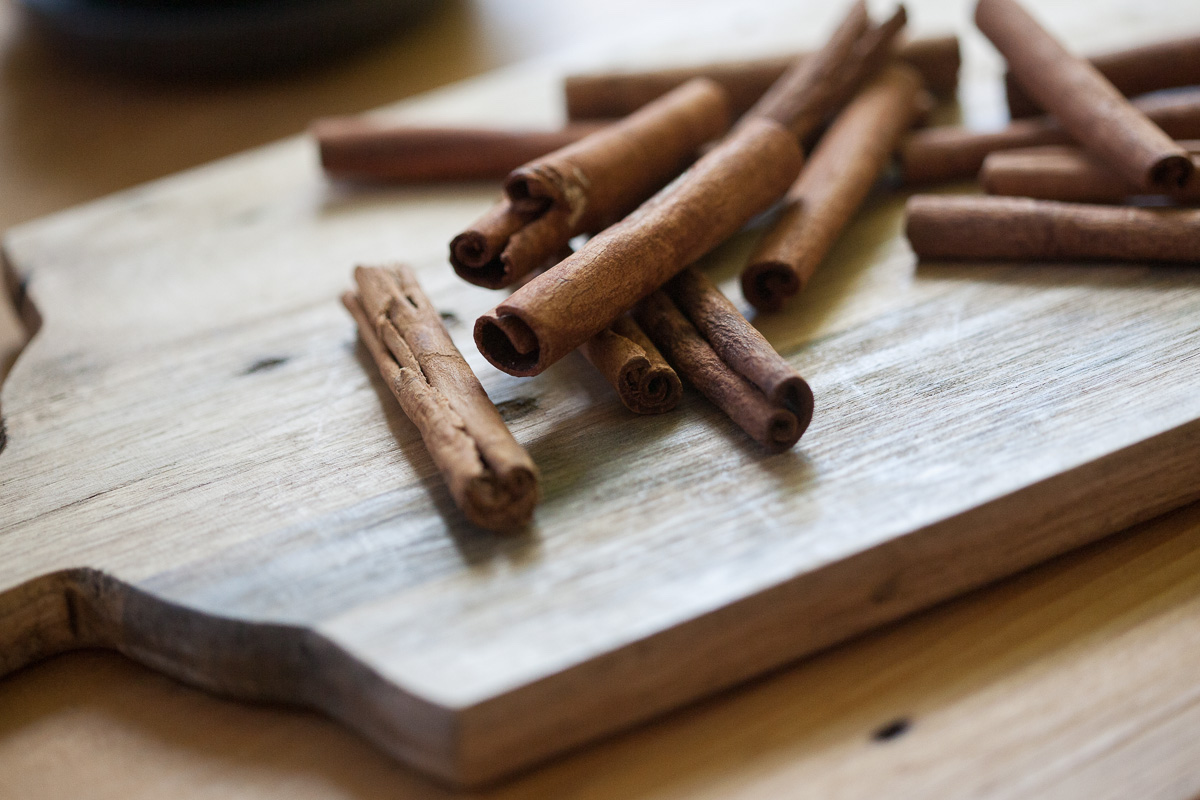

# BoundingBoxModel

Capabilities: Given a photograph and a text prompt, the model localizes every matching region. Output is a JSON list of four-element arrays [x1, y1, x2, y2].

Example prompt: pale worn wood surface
[[4, 0, 1200, 795]]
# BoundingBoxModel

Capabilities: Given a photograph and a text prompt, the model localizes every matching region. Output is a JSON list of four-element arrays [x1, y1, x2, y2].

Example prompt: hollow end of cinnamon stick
[[614, 352, 683, 414], [629, 366, 683, 414], [475, 312, 543, 377], [773, 375, 815, 434], [740, 260, 802, 313], [1150, 153, 1195, 189]]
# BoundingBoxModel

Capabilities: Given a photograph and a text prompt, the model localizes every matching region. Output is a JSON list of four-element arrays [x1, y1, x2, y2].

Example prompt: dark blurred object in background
[[16, 0, 442, 79]]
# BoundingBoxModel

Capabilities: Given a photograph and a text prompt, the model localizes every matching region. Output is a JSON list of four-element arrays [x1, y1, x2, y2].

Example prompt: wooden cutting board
[[3, 5, 1200, 787]]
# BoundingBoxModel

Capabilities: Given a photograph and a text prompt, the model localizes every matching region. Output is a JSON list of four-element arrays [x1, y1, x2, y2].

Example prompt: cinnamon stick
[[474, 117, 803, 376], [580, 315, 682, 414], [899, 87, 1200, 184], [905, 195, 1200, 263], [974, 0, 1192, 191], [563, 33, 960, 121], [633, 277, 813, 452], [450, 77, 730, 289], [742, 64, 923, 312], [344, 265, 539, 532], [1007, 32, 1200, 119], [741, 2, 907, 140], [980, 142, 1200, 204], [313, 120, 606, 182]]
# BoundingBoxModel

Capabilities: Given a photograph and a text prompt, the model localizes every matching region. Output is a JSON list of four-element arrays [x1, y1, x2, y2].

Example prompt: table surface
[[2, 0, 1200, 798]]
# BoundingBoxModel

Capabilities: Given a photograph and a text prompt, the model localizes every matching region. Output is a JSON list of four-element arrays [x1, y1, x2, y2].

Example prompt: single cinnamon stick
[[313, 120, 606, 182], [980, 142, 1200, 204], [742, 64, 923, 312], [450, 77, 730, 289], [666, 267, 814, 444], [563, 33, 960, 121], [899, 88, 1200, 184], [633, 287, 809, 452], [475, 117, 804, 377], [905, 195, 1200, 262], [741, 1, 907, 140], [974, 0, 1192, 191], [580, 315, 682, 414], [1006, 32, 1200, 119], [344, 265, 539, 532]]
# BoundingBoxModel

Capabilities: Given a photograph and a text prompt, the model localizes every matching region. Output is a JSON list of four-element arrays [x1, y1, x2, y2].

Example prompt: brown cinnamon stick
[[666, 268, 813, 445], [899, 88, 1200, 184], [980, 142, 1200, 204], [580, 315, 682, 414], [563, 33, 960, 121], [313, 120, 606, 182], [974, 0, 1192, 191], [905, 195, 1200, 262], [1007, 32, 1200, 119], [742, 64, 923, 312], [633, 281, 812, 452], [344, 265, 539, 532], [475, 117, 803, 377], [450, 77, 730, 289], [741, 1, 907, 140]]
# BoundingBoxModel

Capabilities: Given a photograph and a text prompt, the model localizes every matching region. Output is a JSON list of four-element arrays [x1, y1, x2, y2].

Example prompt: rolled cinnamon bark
[[666, 267, 814, 433], [742, 1, 907, 140], [563, 34, 960, 121], [742, 64, 923, 312], [474, 118, 804, 377], [975, 0, 1192, 191], [1007, 32, 1200, 119], [313, 120, 607, 182], [580, 315, 682, 414], [905, 195, 1200, 262], [633, 290, 803, 452], [980, 142, 1200, 203], [899, 88, 1200, 184], [344, 265, 539, 532], [450, 77, 730, 289]]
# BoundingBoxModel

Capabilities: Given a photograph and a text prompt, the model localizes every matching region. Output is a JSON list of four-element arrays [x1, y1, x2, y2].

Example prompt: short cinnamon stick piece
[[899, 88, 1200, 184], [633, 272, 813, 451], [563, 34, 960, 121], [743, 64, 923, 312], [344, 265, 539, 532], [975, 0, 1192, 191], [313, 120, 606, 182], [1006, 32, 1200, 119], [580, 316, 682, 414], [450, 78, 730, 289], [905, 195, 1200, 263], [980, 142, 1200, 204]]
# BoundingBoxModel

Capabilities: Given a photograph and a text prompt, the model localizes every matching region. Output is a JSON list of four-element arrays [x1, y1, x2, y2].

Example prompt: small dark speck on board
[[496, 396, 538, 422], [872, 717, 911, 742], [439, 310, 461, 327], [242, 356, 289, 376]]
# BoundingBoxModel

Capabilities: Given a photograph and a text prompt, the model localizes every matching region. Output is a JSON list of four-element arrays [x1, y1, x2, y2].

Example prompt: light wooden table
[[3, 0, 1200, 797]]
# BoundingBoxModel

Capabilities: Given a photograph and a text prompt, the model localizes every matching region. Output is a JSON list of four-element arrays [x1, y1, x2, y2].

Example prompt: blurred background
[[0, 0, 707, 380]]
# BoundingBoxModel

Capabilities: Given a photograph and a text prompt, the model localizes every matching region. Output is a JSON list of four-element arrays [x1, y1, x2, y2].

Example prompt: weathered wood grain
[[3, 1, 1200, 788]]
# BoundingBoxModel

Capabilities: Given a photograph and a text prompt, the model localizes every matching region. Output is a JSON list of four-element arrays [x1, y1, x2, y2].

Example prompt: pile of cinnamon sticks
[[904, 0, 1200, 264], [333, 1, 950, 530], [333, 0, 1200, 533]]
